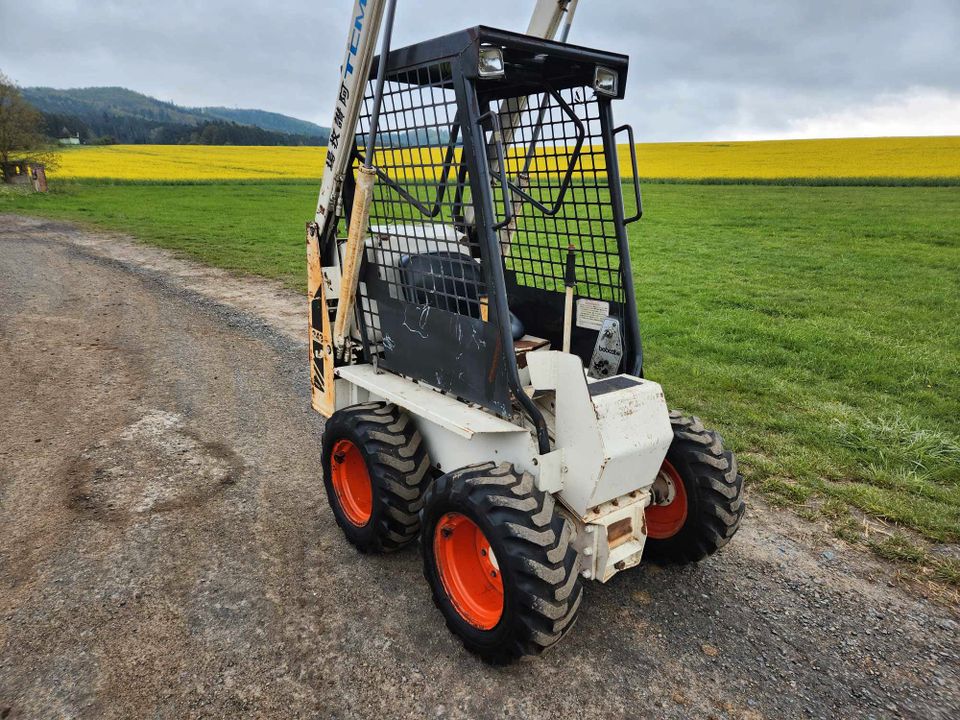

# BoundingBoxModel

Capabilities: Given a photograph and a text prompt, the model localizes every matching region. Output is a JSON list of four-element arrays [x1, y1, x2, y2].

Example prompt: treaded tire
[[420, 462, 583, 664], [645, 411, 745, 563], [322, 402, 430, 553]]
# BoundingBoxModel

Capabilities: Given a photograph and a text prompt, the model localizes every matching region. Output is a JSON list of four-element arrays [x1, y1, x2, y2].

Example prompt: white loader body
[[306, 2, 744, 664], [309, 0, 675, 584], [333, 351, 673, 583]]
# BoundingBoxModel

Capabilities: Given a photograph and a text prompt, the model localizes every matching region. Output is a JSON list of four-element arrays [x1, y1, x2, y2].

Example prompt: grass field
[[0, 183, 960, 542], [46, 136, 960, 183], [4, 179, 958, 564]]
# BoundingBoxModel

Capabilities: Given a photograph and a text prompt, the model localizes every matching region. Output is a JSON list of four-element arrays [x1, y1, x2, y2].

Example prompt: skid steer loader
[[307, 0, 744, 663]]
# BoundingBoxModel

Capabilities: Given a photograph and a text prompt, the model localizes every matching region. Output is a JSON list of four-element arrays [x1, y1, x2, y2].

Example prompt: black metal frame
[[344, 27, 640, 452], [491, 90, 588, 219]]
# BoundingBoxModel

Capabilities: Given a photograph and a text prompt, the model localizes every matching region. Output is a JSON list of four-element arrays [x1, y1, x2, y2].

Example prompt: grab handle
[[614, 124, 643, 224], [478, 110, 515, 230]]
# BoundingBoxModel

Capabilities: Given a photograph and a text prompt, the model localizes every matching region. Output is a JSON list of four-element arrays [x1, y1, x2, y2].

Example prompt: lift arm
[[492, 1, 578, 253], [308, 0, 391, 413], [526, 0, 578, 40], [331, 0, 399, 352], [314, 0, 390, 239]]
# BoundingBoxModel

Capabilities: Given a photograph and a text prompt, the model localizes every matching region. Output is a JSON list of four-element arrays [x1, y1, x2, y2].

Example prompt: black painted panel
[[366, 269, 511, 416]]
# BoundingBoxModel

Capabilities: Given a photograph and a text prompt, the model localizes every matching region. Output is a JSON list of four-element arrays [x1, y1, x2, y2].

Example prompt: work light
[[593, 66, 619, 97], [478, 46, 505, 78]]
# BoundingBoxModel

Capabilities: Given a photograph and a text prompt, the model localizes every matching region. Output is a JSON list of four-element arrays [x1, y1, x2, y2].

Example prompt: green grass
[[1, 181, 311, 288], [3, 180, 959, 547], [632, 184, 960, 546]]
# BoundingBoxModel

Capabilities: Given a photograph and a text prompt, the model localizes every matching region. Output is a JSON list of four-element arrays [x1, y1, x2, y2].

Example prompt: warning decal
[[576, 299, 610, 330]]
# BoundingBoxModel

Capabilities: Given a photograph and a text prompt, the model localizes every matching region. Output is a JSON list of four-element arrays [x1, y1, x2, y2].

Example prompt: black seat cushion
[[399, 251, 524, 340]]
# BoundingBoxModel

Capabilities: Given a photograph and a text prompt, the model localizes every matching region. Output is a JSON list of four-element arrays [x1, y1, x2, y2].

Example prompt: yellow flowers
[[52, 145, 325, 181], [51, 136, 959, 181], [618, 136, 960, 180]]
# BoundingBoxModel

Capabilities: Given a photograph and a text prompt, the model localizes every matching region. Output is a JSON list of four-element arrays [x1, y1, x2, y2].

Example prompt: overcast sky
[[1, 0, 958, 141]]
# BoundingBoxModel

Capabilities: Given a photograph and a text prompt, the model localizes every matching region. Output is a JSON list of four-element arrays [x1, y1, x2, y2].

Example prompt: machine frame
[[309, 25, 671, 583], [307, 1, 743, 663]]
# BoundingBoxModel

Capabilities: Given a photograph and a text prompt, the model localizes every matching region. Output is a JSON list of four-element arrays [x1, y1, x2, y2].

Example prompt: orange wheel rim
[[433, 512, 504, 630], [330, 439, 373, 526], [646, 459, 688, 539]]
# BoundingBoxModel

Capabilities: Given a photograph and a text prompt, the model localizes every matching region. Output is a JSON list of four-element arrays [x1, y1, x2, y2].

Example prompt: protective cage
[[343, 26, 641, 427]]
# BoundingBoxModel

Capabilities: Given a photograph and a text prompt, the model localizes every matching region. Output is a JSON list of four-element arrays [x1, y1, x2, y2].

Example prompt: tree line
[[40, 111, 326, 146], [0, 71, 57, 173]]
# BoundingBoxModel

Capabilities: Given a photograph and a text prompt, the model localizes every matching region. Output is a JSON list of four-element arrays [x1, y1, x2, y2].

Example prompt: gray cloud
[[1, 0, 958, 140]]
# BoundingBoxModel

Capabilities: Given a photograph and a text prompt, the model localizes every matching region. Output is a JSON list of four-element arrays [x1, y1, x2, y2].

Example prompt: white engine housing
[[526, 351, 673, 515], [334, 349, 673, 583]]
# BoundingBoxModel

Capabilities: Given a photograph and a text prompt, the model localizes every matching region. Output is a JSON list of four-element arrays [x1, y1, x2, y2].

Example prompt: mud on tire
[[420, 462, 583, 665], [645, 411, 745, 563], [321, 402, 431, 553]]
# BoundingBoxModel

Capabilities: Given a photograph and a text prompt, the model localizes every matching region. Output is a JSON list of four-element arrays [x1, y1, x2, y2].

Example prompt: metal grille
[[488, 87, 624, 304], [353, 62, 485, 348]]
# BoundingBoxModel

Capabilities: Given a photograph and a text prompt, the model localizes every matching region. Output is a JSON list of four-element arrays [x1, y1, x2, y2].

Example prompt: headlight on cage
[[593, 66, 619, 97], [478, 46, 505, 78]]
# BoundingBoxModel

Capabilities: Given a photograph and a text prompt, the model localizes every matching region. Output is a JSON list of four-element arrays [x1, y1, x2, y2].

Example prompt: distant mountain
[[192, 107, 328, 138], [23, 86, 330, 146], [23, 87, 202, 125]]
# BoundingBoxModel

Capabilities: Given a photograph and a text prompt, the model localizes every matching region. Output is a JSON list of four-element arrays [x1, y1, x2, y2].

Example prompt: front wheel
[[420, 462, 582, 664], [644, 411, 744, 563], [321, 402, 431, 553]]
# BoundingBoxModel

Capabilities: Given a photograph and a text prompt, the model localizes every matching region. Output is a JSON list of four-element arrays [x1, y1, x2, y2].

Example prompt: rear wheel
[[321, 402, 431, 553], [644, 411, 744, 563], [421, 462, 582, 664]]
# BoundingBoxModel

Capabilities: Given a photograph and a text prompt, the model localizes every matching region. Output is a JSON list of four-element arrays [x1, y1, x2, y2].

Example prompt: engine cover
[[526, 351, 673, 517]]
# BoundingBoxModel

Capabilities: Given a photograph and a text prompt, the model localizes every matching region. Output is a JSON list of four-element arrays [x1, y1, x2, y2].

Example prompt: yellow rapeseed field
[[622, 136, 960, 180], [51, 136, 959, 181], [52, 145, 325, 180]]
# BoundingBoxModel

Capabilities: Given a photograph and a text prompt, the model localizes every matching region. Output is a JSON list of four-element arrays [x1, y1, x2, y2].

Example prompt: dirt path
[[1, 214, 957, 720]]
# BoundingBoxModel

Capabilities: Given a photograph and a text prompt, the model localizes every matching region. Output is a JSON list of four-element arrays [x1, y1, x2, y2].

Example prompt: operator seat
[[399, 252, 525, 340]]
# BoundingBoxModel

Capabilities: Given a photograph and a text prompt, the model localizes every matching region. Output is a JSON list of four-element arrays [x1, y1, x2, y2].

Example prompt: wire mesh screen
[[353, 61, 486, 347], [487, 87, 624, 305], [348, 60, 511, 413]]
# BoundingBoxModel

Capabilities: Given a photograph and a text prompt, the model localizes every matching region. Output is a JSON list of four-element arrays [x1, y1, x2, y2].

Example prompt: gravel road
[[1, 215, 957, 720]]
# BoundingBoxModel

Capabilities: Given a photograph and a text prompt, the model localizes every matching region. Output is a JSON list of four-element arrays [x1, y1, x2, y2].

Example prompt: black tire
[[321, 402, 431, 553], [420, 462, 583, 664], [644, 411, 744, 563]]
